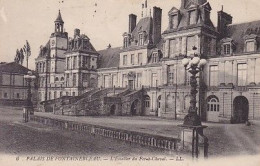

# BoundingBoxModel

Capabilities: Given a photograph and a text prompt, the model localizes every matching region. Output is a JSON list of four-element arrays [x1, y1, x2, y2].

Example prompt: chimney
[[74, 28, 80, 38], [129, 14, 137, 33], [181, 0, 187, 9], [152, 7, 162, 45], [217, 9, 232, 38]]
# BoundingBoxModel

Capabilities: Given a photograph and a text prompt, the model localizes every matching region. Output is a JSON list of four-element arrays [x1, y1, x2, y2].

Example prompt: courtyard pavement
[[34, 111, 260, 158]]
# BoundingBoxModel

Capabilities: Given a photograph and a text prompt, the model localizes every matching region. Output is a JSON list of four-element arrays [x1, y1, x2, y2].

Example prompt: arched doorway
[[233, 96, 249, 123], [110, 104, 116, 115], [206, 95, 220, 122], [131, 99, 140, 116]]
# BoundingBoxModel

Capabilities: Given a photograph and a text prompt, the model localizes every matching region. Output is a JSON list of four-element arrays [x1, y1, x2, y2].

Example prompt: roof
[[98, 47, 122, 68], [131, 16, 153, 44], [0, 62, 30, 74], [36, 40, 51, 60], [55, 10, 64, 23], [225, 20, 260, 54]]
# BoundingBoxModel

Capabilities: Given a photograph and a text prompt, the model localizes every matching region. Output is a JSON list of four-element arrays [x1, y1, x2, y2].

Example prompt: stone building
[[37, 0, 260, 123], [0, 62, 37, 107]]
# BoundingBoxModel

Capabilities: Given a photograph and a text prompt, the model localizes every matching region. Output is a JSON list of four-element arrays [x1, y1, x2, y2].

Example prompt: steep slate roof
[[131, 17, 153, 44], [0, 62, 30, 74], [226, 20, 260, 54], [36, 40, 51, 60], [98, 47, 122, 69]]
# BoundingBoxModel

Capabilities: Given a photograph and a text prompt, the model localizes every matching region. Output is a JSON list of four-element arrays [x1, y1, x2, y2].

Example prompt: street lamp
[[178, 46, 208, 159], [181, 46, 207, 126], [23, 71, 36, 122]]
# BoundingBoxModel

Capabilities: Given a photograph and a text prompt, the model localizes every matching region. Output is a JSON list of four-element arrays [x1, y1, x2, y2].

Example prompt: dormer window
[[189, 10, 197, 25], [138, 33, 144, 46], [245, 40, 255, 52], [223, 43, 231, 55], [244, 34, 257, 53], [123, 37, 128, 48], [171, 15, 178, 29], [221, 38, 234, 55]]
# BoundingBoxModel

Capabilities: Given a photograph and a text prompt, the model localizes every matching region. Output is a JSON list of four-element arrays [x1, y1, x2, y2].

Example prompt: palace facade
[[36, 0, 260, 123]]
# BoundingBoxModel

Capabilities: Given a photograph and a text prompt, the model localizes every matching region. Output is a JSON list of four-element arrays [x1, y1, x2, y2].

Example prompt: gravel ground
[[0, 107, 260, 158]]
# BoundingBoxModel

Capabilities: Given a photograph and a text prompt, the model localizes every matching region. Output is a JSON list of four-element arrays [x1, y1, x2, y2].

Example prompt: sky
[[1, 0, 260, 70]]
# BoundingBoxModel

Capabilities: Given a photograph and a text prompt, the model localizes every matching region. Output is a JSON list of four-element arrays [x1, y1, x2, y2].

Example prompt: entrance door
[[128, 80, 134, 90], [110, 105, 116, 115], [233, 96, 249, 123], [207, 96, 220, 122], [131, 99, 139, 115]]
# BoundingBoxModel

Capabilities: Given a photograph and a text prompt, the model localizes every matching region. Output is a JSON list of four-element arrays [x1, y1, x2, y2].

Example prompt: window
[[166, 95, 173, 109], [237, 63, 247, 86], [73, 56, 77, 69], [189, 10, 196, 25], [60, 77, 64, 81], [209, 65, 219, 86], [123, 37, 128, 48], [122, 74, 127, 87], [246, 41, 255, 52], [170, 39, 178, 57], [60, 91, 62, 97], [66, 92, 69, 96], [152, 53, 158, 63], [73, 73, 76, 87], [151, 73, 158, 87], [171, 15, 178, 29], [112, 75, 117, 87], [67, 58, 70, 69], [55, 77, 59, 82], [4, 93, 7, 98], [131, 54, 134, 64], [138, 33, 144, 46], [16, 93, 20, 99], [185, 71, 190, 85], [184, 95, 190, 110], [103, 75, 109, 88], [207, 96, 219, 112], [66, 74, 69, 87], [123, 55, 127, 65], [144, 95, 150, 108], [187, 36, 196, 54], [137, 53, 142, 64], [223, 44, 231, 55], [168, 65, 175, 85], [54, 91, 57, 99], [136, 73, 142, 88], [49, 92, 51, 100], [72, 92, 75, 96]]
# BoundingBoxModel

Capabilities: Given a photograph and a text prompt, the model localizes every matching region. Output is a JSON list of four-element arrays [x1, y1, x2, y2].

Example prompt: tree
[[14, 49, 20, 63], [23, 40, 31, 68], [20, 48, 24, 65]]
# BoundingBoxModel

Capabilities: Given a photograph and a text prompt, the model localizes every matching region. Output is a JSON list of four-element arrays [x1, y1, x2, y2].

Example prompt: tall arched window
[[207, 96, 219, 112], [144, 95, 150, 108], [166, 95, 174, 109]]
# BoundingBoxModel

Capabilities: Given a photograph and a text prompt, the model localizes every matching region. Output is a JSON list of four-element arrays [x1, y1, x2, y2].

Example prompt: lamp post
[[178, 46, 208, 159], [181, 46, 207, 125], [23, 71, 36, 122]]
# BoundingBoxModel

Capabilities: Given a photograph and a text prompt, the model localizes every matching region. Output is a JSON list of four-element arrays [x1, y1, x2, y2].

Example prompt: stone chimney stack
[[129, 14, 137, 33], [217, 9, 232, 39], [152, 6, 162, 45]]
